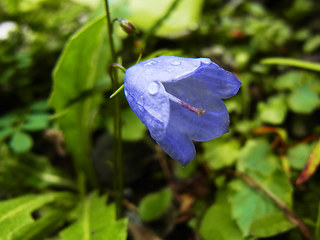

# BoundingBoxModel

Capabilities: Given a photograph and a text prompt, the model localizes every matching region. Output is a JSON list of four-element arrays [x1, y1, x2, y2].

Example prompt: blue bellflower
[[124, 56, 241, 166]]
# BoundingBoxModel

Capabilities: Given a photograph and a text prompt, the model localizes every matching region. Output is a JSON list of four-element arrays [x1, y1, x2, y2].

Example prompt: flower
[[124, 56, 241, 166]]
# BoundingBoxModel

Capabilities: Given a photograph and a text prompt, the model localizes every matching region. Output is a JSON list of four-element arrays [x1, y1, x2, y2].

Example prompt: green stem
[[261, 58, 320, 72], [104, 0, 123, 218]]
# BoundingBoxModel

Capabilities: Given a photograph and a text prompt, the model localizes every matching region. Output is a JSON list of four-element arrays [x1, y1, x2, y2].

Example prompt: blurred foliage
[[1, 0, 320, 239]]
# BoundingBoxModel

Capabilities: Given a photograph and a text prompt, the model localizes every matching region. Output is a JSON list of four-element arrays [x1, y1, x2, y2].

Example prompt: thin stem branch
[[104, 0, 123, 219], [235, 172, 313, 240], [261, 58, 320, 72]]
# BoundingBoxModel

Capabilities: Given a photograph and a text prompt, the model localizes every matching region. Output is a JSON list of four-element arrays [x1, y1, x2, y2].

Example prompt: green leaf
[[288, 86, 319, 114], [12, 209, 69, 240], [249, 212, 295, 237], [60, 192, 128, 240], [49, 15, 110, 182], [0, 127, 14, 141], [9, 131, 33, 153], [287, 143, 314, 170], [21, 113, 50, 131], [0, 192, 67, 239], [303, 34, 320, 53], [139, 187, 173, 221], [107, 108, 146, 141], [199, 190, 242, 240], [128, 0, 205, 37], [237, 139, 277, 175], [258, 95, 287, 124], [234, 139, 293, 236], [203, 138, 240, 170], [0, 113, 17, 127]]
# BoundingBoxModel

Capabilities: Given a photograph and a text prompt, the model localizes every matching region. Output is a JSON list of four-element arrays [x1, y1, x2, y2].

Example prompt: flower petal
[[125, 56, 201, 83], [168, 96, 229, 141], [124, 70, 170, 140], [154, 124, 196, 166]]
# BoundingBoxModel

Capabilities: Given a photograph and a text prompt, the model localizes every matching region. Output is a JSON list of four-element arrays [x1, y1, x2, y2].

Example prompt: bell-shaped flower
[[124, 56, 241, 166]]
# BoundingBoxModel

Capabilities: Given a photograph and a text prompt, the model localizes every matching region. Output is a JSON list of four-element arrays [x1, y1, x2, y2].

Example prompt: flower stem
[[104, 0, 123, 218]]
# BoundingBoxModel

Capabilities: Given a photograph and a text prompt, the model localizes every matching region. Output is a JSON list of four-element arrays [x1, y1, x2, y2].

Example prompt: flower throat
[[166, 91, 205, 117]]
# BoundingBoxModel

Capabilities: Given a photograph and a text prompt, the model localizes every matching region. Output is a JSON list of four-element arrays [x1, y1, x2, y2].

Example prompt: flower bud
[[118, 19, 136, 35]]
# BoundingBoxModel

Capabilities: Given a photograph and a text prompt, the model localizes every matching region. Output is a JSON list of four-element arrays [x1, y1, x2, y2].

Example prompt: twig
[[235, 172, 313, 240]]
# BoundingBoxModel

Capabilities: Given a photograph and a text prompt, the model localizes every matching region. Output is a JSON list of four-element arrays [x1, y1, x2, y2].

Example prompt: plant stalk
[[104, 0, 123, 218]]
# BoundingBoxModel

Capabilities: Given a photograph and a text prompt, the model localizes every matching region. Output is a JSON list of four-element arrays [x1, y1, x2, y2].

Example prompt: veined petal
[[169, 95, 229, 141], [124, 78, 170, 140], [154, 124, 196, 166], [125, 56, 201, 84]]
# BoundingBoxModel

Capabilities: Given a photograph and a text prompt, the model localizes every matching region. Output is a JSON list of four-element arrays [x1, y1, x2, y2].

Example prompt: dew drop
[[201, 58, 211, 64], [171, 60, 181, 66], [148, 82, 160, 95], [144, 60, 156, 66]]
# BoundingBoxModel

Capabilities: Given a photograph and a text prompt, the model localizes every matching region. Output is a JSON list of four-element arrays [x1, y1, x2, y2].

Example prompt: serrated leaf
[[139, 187, 173, 221], [249, 212, 295, 237], [9, 131, 33, 153], [49, 15, 110, 182], [199, 190, 242, 240], [12, 209, 69, 240], [288, 86, 319, 114], [258, 95, 287, 124], [60, 192, 128, 240], [0, 192, 67, 239]]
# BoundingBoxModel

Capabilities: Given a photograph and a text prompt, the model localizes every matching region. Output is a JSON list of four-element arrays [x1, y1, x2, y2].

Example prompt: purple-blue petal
[[155, 124, 196, 166], [124, 77, 170, 140]]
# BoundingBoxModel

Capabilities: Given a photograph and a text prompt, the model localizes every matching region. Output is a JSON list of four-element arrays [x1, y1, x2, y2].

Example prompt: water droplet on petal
[[171, 60, 181, 66], [148, 82, 160, 95], [201, 58, 211, 64], [144, 60, 156, 66]]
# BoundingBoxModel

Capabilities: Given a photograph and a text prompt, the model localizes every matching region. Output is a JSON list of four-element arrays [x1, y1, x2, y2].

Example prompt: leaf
[[9, 131, 33, 153], [287, 143, 314, 170], [0, 127, 14, 141], [21, 113, 50, 131], [237, 139, 277, 175], [12, 209, 69, 240], [60, 192, 128, 240], [49, 15, 110, 183], [203, 138, 240, 170], [288, 86, 319, 114], [296, 138, 320, 185], [199, 190, 242, 240], [249, 212, 295, 237], [0, 192, 67, 239], [127, 0, 205, 37], [258, 95, 287, 124], [139, 187, 173, 221], [234, 139, 293, 236]]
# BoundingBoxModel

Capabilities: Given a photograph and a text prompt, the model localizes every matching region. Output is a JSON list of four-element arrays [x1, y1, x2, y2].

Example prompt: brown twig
[[235, 172, 313, 240]]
